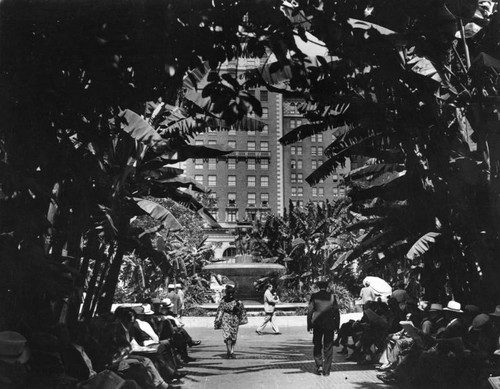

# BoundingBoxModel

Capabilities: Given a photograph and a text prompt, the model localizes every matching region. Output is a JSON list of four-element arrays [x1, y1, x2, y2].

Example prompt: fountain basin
[[203, 262, 285, 302]]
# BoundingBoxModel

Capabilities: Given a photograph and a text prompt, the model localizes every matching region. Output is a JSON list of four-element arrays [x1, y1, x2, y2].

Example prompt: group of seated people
[[334, 287, 500, 388], [11, 297, 202, 389]]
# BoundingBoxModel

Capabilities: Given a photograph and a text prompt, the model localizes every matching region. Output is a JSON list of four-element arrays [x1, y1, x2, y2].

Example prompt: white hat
[[167, 284, 176, 289], [142, 304, 154, 315], [161, 298, 174, 309], [443, 301, 463, 313]]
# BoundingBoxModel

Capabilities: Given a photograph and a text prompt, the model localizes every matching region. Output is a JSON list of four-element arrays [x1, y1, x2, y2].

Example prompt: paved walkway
[[178, 315, 395, 389]]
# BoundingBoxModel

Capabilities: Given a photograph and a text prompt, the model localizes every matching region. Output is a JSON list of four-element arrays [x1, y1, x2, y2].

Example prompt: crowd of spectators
[[0, 287, 201, 389], [334, 282, 500, 388]]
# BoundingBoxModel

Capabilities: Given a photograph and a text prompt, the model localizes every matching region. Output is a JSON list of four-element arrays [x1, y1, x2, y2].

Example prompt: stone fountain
[[203, 254, 285, 303]]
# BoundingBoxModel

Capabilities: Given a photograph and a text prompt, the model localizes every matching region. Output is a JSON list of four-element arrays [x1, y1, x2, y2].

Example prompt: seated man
[[113, 307, 186, 383]]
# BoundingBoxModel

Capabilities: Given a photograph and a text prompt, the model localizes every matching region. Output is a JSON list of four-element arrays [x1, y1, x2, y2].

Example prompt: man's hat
[[167, 284, 176, 289], [0, 331, 30, 364], [142, 304, 154, 315], [489, 305, 500, 317], [429, 303, 443, 311], [443, 300, 463, 313], [464, 305, 481, 315], [161, 298, 174, 309], [472, 314, 490, 330]]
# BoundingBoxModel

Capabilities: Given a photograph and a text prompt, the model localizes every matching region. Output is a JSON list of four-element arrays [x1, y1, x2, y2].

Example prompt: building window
[[247, 158, 256, 170], [248, 128, 256, 136], [311, 134, 316, 142], [298, 187, 303, 196], [297, 146, 302, 155], [297, 200, 304, 207], [247, 210, 257, 221], [260, 141, 269, 151], [194, 175, 203, 185], [311, 146, 317, 157], [208, 175, 217, 186], [262, 125, 269, 134], [208, 140, 216, 146], [317, 133, 323, 142], [291, 173, 296, 183], [297, 160, 303, 169], [297, 173, 303, 183], [333, 187, 339, 196], [228, 140, 236, 149], [247, 141, 256, 151], [261, 193, 269, 207], [228, 175, 236, 186], [260, 176, 269, 187], [228, 126, 236, 135], [291, 187, 297, 196], [195, 140, 203, 146], [208, 158, 217, 169], [228, 158, 236, 170], [318, 146, 323, 156], [312, 188, 318, 197], [339, 187, 346, 196], [228, 193, 236, 207], [260, 90, 268, 102], [318, 187, 324, 196], [296, 119, 302, 127], [333, 174, 338, 181], [291, 160, 296, 169], [290, 119, 296, 129], [247, 175, 256, 187], [247, 193, 256, 206], [261, 159, 269, 170], [291, 146, 296, 155], [227, 210, 238, 222], [312, 160, 317, 169], [208, 209, 219, 220], [195, 159, 203, 169], [262, 107, 268, 119]]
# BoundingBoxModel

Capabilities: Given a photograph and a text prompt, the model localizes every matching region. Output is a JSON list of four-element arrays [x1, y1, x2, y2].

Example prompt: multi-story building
[[184, 62, 354, 227]]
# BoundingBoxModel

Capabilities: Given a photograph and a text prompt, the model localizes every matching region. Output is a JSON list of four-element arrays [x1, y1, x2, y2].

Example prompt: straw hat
[[161, 298, 174, 309], [0, 331, 30, 364], [142, 304, 154, 315], [443, 301, 463, 313], [429, 303, 443, 311]]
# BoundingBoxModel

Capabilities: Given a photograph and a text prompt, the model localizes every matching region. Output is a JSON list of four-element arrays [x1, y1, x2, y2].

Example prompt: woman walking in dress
[[214, 283, 248, 358]]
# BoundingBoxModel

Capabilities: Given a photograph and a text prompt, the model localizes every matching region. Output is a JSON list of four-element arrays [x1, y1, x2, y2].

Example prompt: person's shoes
[[274, 332, 281, 335], [183, 356, 196, 363], [229, 353, 236, 359], [323, 372, 330, 376], [337, 348, 348, 355], [314, 366, 323, 375], [377, 372, 397, 384], [377, 362, 393, 371], [255, 330, 263, 335], [189, 340, 202, 347]]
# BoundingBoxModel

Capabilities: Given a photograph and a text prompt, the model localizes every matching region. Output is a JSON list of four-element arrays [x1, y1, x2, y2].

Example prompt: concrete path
[[178, 315, 395, 389]]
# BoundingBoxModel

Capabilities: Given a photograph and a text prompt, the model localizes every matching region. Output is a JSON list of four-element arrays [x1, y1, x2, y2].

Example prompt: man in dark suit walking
[[307, 280, 340, 376]]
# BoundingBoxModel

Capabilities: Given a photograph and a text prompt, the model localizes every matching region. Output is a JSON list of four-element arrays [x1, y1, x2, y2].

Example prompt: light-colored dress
[[216, 299, 245, 343]]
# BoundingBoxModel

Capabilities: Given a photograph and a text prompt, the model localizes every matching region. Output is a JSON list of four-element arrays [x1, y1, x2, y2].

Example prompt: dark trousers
[[313, 327, 335, 373]]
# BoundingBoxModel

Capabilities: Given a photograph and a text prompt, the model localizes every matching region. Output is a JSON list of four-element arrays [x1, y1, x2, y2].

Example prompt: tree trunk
[[96, 240, 126, 315]]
